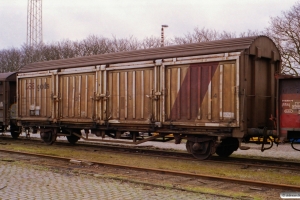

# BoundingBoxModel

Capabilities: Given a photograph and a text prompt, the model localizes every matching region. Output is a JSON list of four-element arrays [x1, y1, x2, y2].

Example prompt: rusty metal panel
[[59, 73, 95, 121], [107, 68, 155, 123], [254, 60, 269, 127], [165, 61, 237, 126], [0, 73, 16, 125], [246, 58, 276, 130], [0, 83, 4, 122], [278, 78, 300, 138], [18, 75, 53, 119]]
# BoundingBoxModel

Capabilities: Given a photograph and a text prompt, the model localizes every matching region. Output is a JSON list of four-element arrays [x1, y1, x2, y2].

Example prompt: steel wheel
[[215, 138, 239, 157], [40, 129, 57, 145], [10, 126, 20, 139], [215, 146, 235, 157], [187, 140, 213, 160], [67, 131, 81, 144]]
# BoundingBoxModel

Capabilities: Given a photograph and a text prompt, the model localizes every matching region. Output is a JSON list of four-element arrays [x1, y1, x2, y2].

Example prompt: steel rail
[[75, 141, 300, 172], [1, 136, 300, 172], [0, 149, 299, 191]]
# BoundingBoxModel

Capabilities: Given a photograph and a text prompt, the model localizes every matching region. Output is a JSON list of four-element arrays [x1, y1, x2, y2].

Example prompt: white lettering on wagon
[[222, 112, 234, 118], [292, 105, 300, 109], [282, 103, 290, 107], [284, 109, 294, 114]]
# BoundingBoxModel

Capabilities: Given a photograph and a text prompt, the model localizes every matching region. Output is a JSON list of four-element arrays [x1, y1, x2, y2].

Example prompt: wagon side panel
[[17, 75, 53, 120], [107, 68, 155, 124], [278, 78, 300, 140], [59, 73, 95, 122], [164, 61, 238, 127], [0, 83, 5, 124], [246, 58, 277, 131]]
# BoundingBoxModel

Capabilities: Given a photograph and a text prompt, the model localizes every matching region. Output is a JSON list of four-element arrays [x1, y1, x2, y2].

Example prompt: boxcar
[[277, 76, 300, 150], [16, 36, 281, 159], [0, 72, 18, 138]]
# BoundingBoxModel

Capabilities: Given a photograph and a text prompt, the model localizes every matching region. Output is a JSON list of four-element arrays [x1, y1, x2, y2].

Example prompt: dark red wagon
[[277, 76, 300, 150]]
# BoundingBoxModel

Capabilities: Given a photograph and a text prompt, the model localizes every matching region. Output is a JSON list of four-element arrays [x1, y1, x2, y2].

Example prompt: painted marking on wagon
[[284, 109, 294, 114], [205, 123, 220, 127], [26, 83, 50, 91], [108, 120, 120, 123], [282, 99, 293, 102], [222, 112, 234, 118], [37, 83, 49, 91], [292, 105, 300, 109], [282, 103, 290, 107], [26, 83, 35, 89]]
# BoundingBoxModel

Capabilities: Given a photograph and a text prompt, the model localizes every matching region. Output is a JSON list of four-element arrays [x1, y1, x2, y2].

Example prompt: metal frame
[[27, 0, 43, 47]]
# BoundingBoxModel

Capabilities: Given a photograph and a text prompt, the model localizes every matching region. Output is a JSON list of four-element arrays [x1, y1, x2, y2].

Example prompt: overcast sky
[[0, 0, 298, 49]]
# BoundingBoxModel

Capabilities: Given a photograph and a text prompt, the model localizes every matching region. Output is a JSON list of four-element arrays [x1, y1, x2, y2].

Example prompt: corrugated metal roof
[[20, 36, 280, 72], [0, 72, 16, 81]]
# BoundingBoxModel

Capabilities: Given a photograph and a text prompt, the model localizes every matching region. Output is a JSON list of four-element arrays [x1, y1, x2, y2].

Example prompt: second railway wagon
[[277, 76, 300, 151], [16, 36, 281, 159], [0, 72, 18, 138]]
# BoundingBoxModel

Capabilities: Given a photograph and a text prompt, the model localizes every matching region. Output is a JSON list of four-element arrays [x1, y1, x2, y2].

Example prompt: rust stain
[[170, 62, 219, 121]]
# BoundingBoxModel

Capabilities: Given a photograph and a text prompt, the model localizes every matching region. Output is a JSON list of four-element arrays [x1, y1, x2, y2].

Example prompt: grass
[[1, 141, 299, 186], [0, 139, 299, 200]]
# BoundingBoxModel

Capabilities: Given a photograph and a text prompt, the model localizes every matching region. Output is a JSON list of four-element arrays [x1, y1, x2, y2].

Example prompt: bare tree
[[0, 48, 23, 72], [239, 29, 261, 38], [78, 35, 110, 56], [172, 27, 238, 45], [0, 25, 274, 73], [56, 39, 76, 59], [265, 2, 300, 75], [140, 36, 160, 49], [107, 35, 140, 53]]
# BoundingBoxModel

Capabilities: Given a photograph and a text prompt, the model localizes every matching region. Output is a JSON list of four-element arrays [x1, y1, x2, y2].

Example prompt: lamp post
[[161, 25, 168, 47]]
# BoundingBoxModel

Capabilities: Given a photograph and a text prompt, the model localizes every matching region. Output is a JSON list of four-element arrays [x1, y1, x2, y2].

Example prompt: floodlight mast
[[161, 25, 168, 47], [27, 0, 43, 47]]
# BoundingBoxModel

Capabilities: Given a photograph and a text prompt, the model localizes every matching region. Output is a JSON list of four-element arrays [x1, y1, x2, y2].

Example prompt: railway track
[[0, 148, 299, 193], [75, 141, 300, 173], [1, 135, 300, 173]]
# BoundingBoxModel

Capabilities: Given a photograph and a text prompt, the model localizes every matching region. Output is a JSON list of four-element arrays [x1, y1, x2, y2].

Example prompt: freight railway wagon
[[277, 76, 300, 151], [16, 36, 281, 159], [0, 72, 18, 138]]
